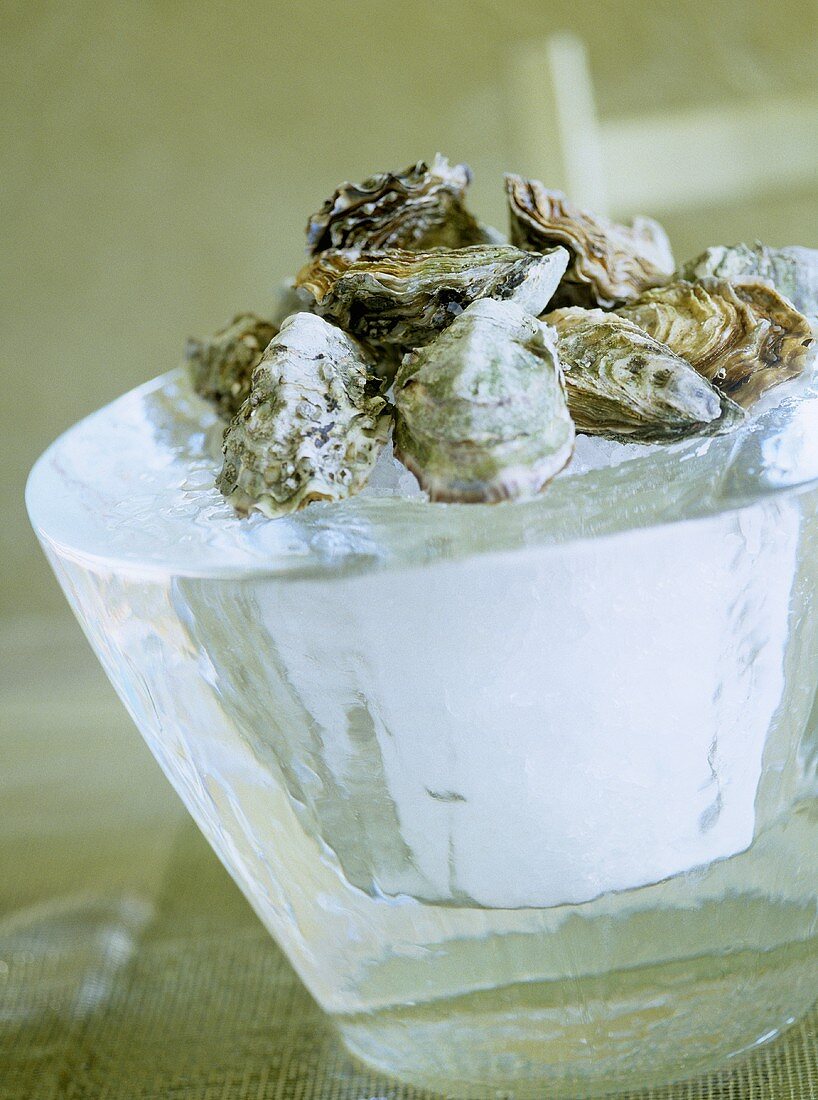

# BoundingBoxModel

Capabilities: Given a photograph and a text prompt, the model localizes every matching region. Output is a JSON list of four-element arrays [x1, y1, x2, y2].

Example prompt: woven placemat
[[1, 818, 816, 1100]]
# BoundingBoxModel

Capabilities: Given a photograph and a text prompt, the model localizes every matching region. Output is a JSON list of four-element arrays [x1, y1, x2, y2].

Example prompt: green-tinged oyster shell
[[306, 153, 502, 255], [619, 278, 814, 408], [506, 174, 674, 308], [677, 242, 818, 329], [546, 307, 742, 442], [186, 313, 278, 420], [295, 244, 569, 354], [217, 313, 392, 517], [393, 297, 575, 502]]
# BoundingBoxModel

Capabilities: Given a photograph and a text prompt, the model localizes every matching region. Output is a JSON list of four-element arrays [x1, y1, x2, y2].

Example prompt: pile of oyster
[[186, 155, 817, 516]]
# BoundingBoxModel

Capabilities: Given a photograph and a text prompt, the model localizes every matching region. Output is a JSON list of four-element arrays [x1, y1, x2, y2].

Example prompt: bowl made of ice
[[26, 365, 818, 1097]]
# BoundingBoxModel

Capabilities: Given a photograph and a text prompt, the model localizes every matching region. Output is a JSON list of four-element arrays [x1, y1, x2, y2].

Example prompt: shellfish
[[186, 312, 278, 419], [506, 173, 674, 308], [546, 307, 742, 441], [619, 278, 814, 407], [393, 297, 574, 502], [295, 244, 569, 354], [218, 313, 392, 516], [677, 242, 818, 330], [306, 154, 501, 255]]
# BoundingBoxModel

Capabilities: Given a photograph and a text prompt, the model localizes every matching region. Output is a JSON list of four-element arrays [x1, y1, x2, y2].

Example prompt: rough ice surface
[[358, 440, 425, 499], [27, 352, 818, 908]]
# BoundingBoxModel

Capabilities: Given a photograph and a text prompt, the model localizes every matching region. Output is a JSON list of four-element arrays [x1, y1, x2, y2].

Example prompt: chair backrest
[[508, 32, 818, 221]]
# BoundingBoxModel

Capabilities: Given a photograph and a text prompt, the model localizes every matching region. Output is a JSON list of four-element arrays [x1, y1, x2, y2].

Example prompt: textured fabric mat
[[0, 816, 816, 1100]]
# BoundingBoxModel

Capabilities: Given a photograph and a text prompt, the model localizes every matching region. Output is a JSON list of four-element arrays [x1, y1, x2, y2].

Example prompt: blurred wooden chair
[[508, 32, 818, 219]]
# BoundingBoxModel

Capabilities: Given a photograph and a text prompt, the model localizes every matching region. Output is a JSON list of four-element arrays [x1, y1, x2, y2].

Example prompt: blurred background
[[1, 0, 817, 904]]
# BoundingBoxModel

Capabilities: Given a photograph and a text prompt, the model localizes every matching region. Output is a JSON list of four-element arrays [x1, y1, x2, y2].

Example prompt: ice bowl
[[27, 366, 818, 1097]]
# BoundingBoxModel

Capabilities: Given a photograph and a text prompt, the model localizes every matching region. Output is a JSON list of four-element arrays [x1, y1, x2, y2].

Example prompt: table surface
[[2, 616, 817, 1100]]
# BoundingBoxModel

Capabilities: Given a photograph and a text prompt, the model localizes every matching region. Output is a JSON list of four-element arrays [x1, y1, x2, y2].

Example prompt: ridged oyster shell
[[546, 307, 742, 441], [677, 242, 818, 329], [394, 298, 574, 502], [306, 154, 500, 255], [217, 313, 392, 516], [506, 174, 674, 308], [295, 244, 569, 353], [619, 278, 814, 408], [186, 313, 278, 419]]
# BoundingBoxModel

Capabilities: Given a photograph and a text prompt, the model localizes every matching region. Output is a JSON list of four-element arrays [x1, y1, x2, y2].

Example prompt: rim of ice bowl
[[26, 363, 818, 582]]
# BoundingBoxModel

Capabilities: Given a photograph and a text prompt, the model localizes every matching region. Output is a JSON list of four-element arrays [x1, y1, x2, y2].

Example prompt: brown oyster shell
[[506, 174, 674, 308], [546, 307, 742, 441], [295, 244, 569, 354], [677, 242, 818, 331], [619, 278, 814, 408], [306, 153, 500, 255], [186, 312, 278, 419]]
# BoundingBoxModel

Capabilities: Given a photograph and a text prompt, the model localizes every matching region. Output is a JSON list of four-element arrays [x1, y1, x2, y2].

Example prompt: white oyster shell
[[218, 313, 392, 517]]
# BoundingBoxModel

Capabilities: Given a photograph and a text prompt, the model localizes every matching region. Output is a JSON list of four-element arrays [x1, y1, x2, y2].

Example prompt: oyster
[[306, 154, 501, 255], [546, 307, 741, 441], [186, 313, 278, 419], [678, 242, 818, 329], [295, 244, 569, 353], [506, 174, 674, 308], [619, 278, 814, 408], [393, 297, 574, 502], [270, 275, 400, 382], [218, 313, 392, 517]]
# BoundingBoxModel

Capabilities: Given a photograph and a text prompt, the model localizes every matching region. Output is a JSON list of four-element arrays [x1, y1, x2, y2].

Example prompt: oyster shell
[[677, 242, 818, 329], [306, 154, 501, 255], [186, 313, 278, 419], [218, 313, 392, 517], [295, 244, 569, 353], [546, 307, 741, 441], [271, 276, 400, 382], [506, 174, 674, 308], [393, 297, 574, 502], [619, 278, 814, 408]]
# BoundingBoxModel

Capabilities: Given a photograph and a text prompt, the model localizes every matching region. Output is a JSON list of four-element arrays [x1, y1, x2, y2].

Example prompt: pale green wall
[[3, 0, 817, 617]]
